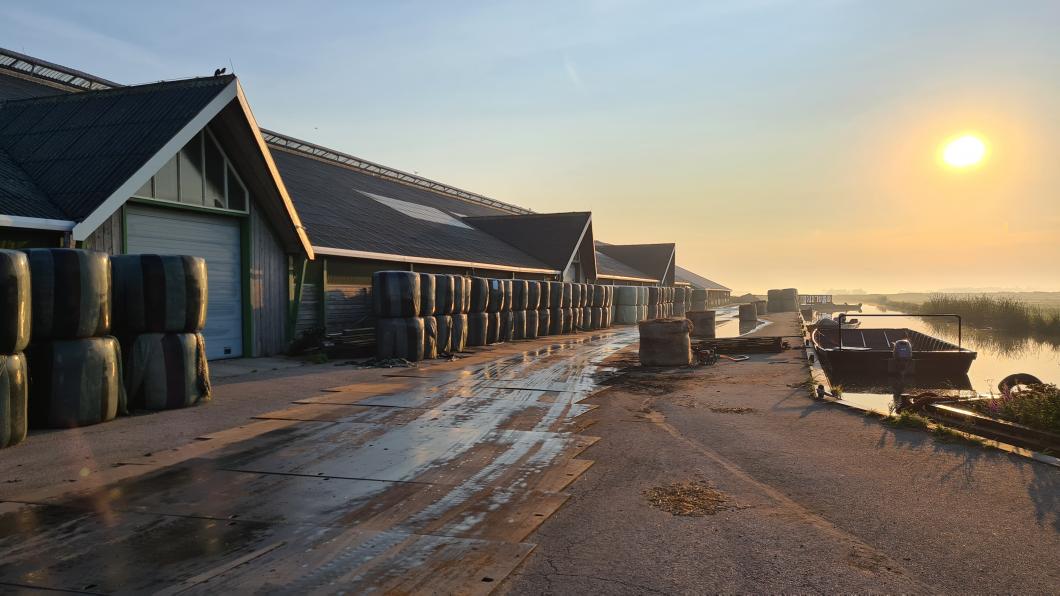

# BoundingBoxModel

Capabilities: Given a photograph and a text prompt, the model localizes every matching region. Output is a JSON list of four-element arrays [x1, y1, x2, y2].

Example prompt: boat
[[811, 327, 976, 377]]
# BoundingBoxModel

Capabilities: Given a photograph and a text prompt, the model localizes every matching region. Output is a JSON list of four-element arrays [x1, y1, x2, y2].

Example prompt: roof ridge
[[0, 74, 232, 106], [0, 47, 118, 92], [261, 128, 535, 216]]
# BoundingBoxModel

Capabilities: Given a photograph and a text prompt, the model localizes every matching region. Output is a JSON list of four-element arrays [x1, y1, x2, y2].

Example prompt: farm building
[[0, 47, 731, 356], [676, 265, 732, 306]]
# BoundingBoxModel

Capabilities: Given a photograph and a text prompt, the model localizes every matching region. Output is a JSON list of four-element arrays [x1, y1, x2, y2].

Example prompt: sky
[[3, 0, 1059, 294]]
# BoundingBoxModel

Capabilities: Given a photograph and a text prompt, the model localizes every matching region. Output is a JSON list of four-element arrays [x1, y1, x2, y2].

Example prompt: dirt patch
[[708, 405, 756, 414], [644, 481, 732, 516]]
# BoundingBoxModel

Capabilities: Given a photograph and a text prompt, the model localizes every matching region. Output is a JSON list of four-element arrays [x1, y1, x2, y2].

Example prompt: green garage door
[[125, 205, 243, 359]]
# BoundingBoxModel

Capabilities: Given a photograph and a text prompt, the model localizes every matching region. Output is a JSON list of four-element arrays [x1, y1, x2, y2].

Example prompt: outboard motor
[[889, 339, 915, 407]]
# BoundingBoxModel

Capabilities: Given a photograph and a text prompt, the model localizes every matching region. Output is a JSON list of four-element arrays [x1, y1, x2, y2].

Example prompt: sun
[[941, 134, 987, 168]]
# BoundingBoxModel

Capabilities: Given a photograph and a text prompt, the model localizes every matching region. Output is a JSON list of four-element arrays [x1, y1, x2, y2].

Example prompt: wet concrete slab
[[0, 327, 638, 594]]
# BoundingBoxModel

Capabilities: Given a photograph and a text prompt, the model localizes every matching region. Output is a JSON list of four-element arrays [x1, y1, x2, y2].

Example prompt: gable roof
[[595, 250, 656, 282], [675, 265, 731, 291], [463, 212, 593, 274], [0, 76, 234, 228], [271, 146, 555, 273], [596, 242, 675, 284]]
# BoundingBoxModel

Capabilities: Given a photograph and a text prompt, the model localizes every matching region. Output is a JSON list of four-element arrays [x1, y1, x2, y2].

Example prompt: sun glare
[[941, 134, 987, 168]]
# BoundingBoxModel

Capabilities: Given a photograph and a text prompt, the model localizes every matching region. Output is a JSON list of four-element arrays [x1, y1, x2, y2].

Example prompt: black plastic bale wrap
[[638, 319, 693, 366], [373, 271, 421, 318], [24, 248, 110, 340], [526, 281, 541, 310], [537, 309, 551, 337], [435, 315, 453, 354], [512, 310, 528, 340], [434, 274, 455, 315], [581, 307, 592, 330], [485, 312, 501, 344], [548, 282, 563, 308], [571, 284, 582, 310], [450, 314, 468, 352], [562, 283, 573, 308], [466, 312, 488, 347], [647, 286, 660, 306], [470, 277, 489, 313], [453, 276, 472, 314], [0, 250, 31, 354], [418, 273, 436, 317], [562, 308, 574, 334], [423, 316, 438, 359], [647, 304, 659, 319], [548, 308, 563, 335], [124, 333, 210, 410], [487, 279, 507, 313], [592, 285, 606, 308], [110, 254, 208, 336], [524, 309, 539, 339], [539, 282, 551, 311], [376, 317, 425, 361], [511, 280, 529, 311], [26, 337, 125, 428], [590, 307, 603, 330], [0, 353, 27, 448], [499, 310, 515, 342]]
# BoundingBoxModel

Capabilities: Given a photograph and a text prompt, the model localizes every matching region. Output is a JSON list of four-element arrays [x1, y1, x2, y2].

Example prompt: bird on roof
[[213, 67, 227, 76]]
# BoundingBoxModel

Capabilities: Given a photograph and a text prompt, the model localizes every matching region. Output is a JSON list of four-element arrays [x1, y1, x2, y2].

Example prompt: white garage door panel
[[125, 205, 243, 359]]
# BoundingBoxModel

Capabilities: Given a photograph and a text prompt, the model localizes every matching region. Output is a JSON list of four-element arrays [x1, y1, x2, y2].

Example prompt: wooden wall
[[249, 204, 288, 356], [82, 209, 122, 254]]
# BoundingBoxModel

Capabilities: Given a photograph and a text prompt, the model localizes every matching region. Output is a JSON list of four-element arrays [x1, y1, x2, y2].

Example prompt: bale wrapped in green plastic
[[418, 273, 436, 317], [376, 317, 425, 361], [452, 276, 472, 314], [435, 315, 453, 354], [26, 336, 124, 428], [0, 250, 31, 354], [450, 314, 468, 352], [470, 277, 489, 313], [434, 275, 455, 315], [23, 249, 110, 340], [0, 353, 27, 448], [123, 333, 210, 410], [537, 309, 551, 337], [373, 271, 420, 318], [524, 310, 539, 339], [111, 254, 207, 336], [466, 312, 488, 347]]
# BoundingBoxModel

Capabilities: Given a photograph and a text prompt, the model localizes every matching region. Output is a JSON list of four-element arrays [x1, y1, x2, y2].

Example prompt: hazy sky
[[3, 1, 1058, 293]]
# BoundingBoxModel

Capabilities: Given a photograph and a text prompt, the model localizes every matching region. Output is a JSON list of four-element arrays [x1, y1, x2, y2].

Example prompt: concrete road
[[501, 314, 1060, 594]]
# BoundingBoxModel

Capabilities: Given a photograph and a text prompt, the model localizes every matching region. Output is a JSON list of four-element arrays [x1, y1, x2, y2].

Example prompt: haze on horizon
[[3, 1, 1058, 295]]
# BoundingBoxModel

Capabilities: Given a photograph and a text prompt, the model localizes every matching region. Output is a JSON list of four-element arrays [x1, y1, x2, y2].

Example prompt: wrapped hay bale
[[614, 286, 638, 307], [486, 312, 501, 344], [562, 283, 573, 308], [434, 275, 455, 315], [526, 281, 541, 310], [538, 281, 550, 312], [0, 250, 31, 354], [614, 305, 638, 324], [511, 280, 529, 311], [487, 279, 508, 313], [450, 314, 469, 352], [571, 283, 582, 310], [466, 312, 488, 347], [110, 254, 207, 335], [501, 310, 516, 341], [376, 317, 425, 361], [123, 333, 210, 410], [548, 282, 563, 309], [537, 309, 550, 337], [767, 288, 800, 313], [646, 304, 659, 320], [572, 307, 582, 331], [592, 285, 605, 308], [435, 315, 453, 354], [582, 307, 593, 329], [24, 248, 110, 340], [26, 336, 124, 428], [513, 310, 528, 340], [755, 300, 768, 315], [373, 271, 420, 318], [548, 308, 563, 335], [686, 310, 716, 339], [470, 277, 489, 313], [648, 286, 660, 306], [561, 308, 574, 334], [418, 273, 436, 317], [453, 276, 472, 314], [739, 303, 758, 322], [524, 309, 539, 339], [590, 307, 603, 330], [638, 319, 693, 367], [0, 353, 27, 449], [423, 316, 438, 359]]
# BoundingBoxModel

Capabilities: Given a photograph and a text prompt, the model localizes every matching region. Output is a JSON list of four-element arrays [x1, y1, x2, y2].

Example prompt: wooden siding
[[326, 283, 373, 332], [82, 209, 122, 254], [295, 282, 321, 337], [249, 204, 288, 356]]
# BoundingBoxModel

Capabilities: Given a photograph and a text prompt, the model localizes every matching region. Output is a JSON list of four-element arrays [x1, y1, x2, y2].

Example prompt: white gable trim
[[0, 214, 75, 232], [70, 80, 239, 241], [313, 246, 559, 275]]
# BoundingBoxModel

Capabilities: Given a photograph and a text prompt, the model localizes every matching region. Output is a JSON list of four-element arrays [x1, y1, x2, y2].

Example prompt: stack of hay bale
[[524, 281, 540, 340], [690, 288, 708, 312], [590, 285, 605, 330], [24, 249, 124, 428], [418, 274, 438, 358], [0, 250, 29, 448], [755, 299, 768, 316], [571, 283, 582, 331], [451, 275, 470, 351], [684, 288, 693, 315], [561, 282, 574, 333], [486, 279, 506, 344], [112, 255, 210, 411], [580, 283, 593, 330], [537, 282, 551, 337], [647, 287, 661, 319], [510, 280, 529, 340], [548, 281, 564, 335], [767, 288, 800, 313], [433, 274, 465, 354], [674, 287, 687, 318], [467, 277, 489, 347], [613, 286, 640, 325], [374, 271, 425, 361]]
